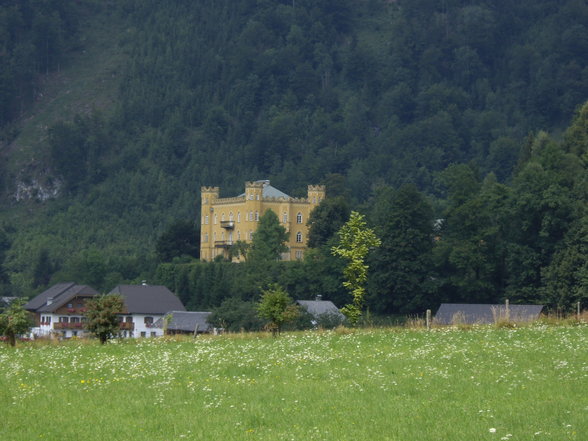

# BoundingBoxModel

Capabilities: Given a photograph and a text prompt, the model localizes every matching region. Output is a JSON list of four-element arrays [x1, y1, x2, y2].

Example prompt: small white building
[[108, 284, 186, 338]]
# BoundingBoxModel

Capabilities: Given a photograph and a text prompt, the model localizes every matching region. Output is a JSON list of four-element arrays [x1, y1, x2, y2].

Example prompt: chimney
[[316, 295, 322, 301], [141, 280, 147, 286]]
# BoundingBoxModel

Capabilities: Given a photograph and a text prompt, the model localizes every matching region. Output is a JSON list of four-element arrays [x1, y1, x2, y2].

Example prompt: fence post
[[505, 299, 510, 322], [426, 309, 431, 330], [578, 301, 581, 321]]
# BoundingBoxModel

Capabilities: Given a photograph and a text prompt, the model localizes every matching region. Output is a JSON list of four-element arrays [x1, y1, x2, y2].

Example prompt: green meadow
[[1, 325, 586, 441]]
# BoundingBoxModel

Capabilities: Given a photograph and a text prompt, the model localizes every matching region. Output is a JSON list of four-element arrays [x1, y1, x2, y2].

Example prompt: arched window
[[229, 212, 234, 221], [237, 231, 241, 240], [297, 212, 303, 224], [255, 211, 259, 221], [296, 232, 303, 243], [237, 212, 241, 222], [205, 215, 209, 225], [221, 213, 225, 221], [283, 213, 288, 223], [214, 214, 217, 224]]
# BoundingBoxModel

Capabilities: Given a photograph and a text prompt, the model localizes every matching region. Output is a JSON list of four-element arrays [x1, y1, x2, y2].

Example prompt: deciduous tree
[[85, 294, 124, 344], [331, 211, 380, 325], [257, 284, 299, 336], [0, 299, 32, 347]]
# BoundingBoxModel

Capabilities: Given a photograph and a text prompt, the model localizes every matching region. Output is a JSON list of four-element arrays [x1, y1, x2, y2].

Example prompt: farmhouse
[[108, 284, 186, 338], [200, 180, 325, 262], [434, 303, 544, 325], [24, 282, 99, 338]]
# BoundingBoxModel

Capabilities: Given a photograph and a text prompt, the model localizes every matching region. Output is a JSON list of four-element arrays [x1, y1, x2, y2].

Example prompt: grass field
[[1, 325, 586, 441]]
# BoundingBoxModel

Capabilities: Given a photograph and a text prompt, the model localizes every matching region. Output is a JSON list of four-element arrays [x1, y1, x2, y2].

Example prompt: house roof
[[153, 311, 212, 332], [109, 284, 186, 314], [296, 300, 344, 318], [238, 180, 291, 199], [434, 303, 544, 325], [24, 283, 99, 313]]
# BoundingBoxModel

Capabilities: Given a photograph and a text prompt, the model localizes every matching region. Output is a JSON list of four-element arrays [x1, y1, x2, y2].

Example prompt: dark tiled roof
[[434, 303, 544, 325], [109, 285, 186, 314], [24, 283, 99, 313], [153, 311, 212, 332], [296, 300, 344, 318]]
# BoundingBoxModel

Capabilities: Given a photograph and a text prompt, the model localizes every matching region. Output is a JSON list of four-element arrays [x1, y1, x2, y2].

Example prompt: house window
[[67, 303, 73, 308], [125, 316, 132, 323], [71, 317, 80, 323], [140, 332, 146, 337], [283, 213, 288, 223], [72, 331, 78, 337], [296, 232, 303, 243], [297, 212, 303, 224], [144, 317, 154, 326], [151, 332, 157, 337], [60, 317, 69, 323]]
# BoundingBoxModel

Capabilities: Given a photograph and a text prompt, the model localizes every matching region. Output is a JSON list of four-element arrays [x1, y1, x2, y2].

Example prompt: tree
[[209, 297, 264, 332], [0, 299, 32, 347], [85, 294, 124, 344], [368, 184, 436, 314], [257, 284, 299, 336], [331, 211, 381, 325], [155, 220, 199, 262], [307, 196, 350, 248], [248, 210, 289, 262]]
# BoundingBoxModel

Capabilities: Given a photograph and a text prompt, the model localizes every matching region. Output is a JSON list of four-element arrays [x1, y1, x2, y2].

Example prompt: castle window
[[221, 213, 225, 221], [283, 213, 288, 223], [203, 233, 208, 243], [249, 211, 253, 221], [229, 212, 234, 221], [249, 231, 253, 240], [237, 212, 241, 222], [237, 231, 241, 240], [221, 232, 225, 240], [295, 250, 303, 260], [255, 211, 259, 221], [205, 215, 209, 225], [256, 194, 260, 200], [214, 214, 217, 224], [213, 232, 216, 240], [297, 212, 303, 224], [249, 193, 253, 200], [296, 232, 303, 243]]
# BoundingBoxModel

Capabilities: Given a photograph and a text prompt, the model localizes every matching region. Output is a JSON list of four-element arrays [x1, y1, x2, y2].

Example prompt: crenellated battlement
[[308, 185, 326, 192], [245, 181, 266, 189], [201, 186, 220, 193]]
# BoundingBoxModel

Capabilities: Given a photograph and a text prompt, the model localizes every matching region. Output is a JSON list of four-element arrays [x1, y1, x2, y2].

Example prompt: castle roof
[[238, 180, 291, 199]]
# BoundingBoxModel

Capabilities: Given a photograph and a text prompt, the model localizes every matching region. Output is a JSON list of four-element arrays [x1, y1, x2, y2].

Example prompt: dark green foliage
[[155, 220, 199, 262], [367, 185, 436, 314], [208, 297, 264, 332], [307, 196, 350, 248], [257, 284, 299, 335], [248, 210, 289, 263]]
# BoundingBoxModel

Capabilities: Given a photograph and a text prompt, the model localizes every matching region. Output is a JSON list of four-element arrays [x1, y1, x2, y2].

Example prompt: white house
[[24, 282, 100, 338], [108, 284, 186, 338]]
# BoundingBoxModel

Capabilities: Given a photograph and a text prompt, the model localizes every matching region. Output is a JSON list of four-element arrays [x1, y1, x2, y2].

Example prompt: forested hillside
[[0, 0, 587, 314]]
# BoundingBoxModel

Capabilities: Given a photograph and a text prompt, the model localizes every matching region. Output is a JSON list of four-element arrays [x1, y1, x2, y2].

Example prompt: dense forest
[[0, 0, 587, 317]]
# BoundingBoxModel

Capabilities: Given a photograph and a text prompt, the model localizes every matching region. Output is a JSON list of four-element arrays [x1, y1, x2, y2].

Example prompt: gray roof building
[[434, 303, 544, 325], [154, 311, 212, 333], [108, 284, 186, 314], [296, 299, 344, 319], [24, 283, 99, 313]]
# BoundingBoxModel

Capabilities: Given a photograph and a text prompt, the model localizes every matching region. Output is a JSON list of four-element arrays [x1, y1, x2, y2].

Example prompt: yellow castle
[[200, 180, 325, 261]]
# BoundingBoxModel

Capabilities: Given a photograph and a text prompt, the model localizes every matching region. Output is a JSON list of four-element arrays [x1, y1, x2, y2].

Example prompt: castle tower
[[200, 186, 219, 261], [307, 185, 326, 208]]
